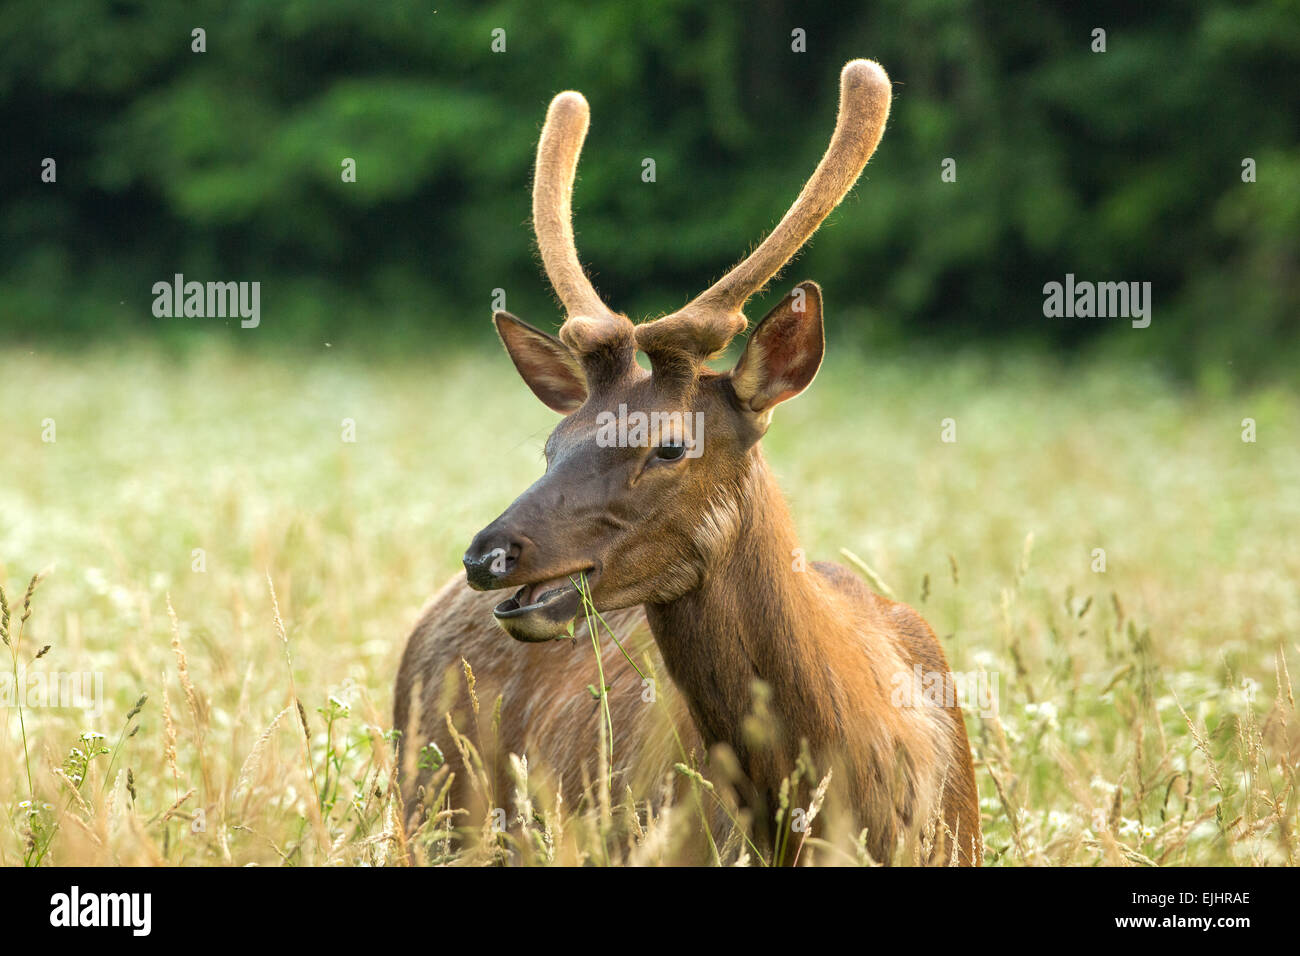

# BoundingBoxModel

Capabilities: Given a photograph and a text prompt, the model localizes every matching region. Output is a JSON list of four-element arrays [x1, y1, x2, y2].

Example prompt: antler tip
[[836, 59, 892, 139], [547, 90, 590, 121], [842, 58, 890, 90]]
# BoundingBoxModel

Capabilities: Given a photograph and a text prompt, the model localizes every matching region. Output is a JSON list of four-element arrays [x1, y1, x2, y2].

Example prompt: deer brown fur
[[394, 59, 982, 865]]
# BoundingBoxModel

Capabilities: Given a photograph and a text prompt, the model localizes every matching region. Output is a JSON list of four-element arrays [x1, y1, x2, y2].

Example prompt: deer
[[394, 59, 982, 866]]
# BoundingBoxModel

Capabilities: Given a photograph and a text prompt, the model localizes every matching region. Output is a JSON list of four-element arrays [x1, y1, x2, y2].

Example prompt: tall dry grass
[[1, 344, 1296, 865]]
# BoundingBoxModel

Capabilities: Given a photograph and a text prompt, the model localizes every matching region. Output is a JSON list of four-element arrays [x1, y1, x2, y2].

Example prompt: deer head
[[463, 60, 893, 642]]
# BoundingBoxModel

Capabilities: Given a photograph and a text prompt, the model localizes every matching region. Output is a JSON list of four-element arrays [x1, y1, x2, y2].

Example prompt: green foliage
[[3, 1, 1297, 380]]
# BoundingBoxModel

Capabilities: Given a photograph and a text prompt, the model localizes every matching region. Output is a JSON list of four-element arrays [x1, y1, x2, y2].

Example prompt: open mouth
[[492, 568, 595, 642]]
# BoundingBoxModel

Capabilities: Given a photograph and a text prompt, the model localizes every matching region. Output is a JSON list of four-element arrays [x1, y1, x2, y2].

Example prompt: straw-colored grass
[[1, 342, 1296, 865]]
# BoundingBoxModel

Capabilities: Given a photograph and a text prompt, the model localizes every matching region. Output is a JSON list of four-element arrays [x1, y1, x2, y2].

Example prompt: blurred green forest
[[3, 0, 1298, 383]]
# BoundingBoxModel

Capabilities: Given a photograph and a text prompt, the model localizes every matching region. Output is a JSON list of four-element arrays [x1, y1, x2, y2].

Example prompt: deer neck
[[644, 451, 848, 789]]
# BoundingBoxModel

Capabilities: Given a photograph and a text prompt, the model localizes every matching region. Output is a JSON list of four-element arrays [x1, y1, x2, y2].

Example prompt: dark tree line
[[4, 1, 1297, 382]]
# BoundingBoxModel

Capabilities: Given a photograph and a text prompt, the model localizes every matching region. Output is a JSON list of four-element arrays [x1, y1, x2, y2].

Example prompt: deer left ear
[[495, 312, 588, 414], [729, 281, 825, 415]]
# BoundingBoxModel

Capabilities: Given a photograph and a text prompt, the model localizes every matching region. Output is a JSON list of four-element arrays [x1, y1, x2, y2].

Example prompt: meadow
[[1, 342, 1297, 865]]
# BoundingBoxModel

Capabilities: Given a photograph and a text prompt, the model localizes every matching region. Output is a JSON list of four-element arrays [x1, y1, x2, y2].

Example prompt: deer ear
[[494, 312, 588, 414], [729, 281, 825, 415]]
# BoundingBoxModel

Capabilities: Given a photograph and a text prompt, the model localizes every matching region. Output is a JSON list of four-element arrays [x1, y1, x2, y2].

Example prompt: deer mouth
[[493, 568, 596, 642]]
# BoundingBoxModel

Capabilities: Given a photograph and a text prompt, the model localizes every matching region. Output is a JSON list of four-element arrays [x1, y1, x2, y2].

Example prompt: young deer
[[395, 60, 981, 865]]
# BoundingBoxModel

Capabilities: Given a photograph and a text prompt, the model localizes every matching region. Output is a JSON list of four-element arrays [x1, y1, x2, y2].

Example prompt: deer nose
[[463, 529, 523, 590]]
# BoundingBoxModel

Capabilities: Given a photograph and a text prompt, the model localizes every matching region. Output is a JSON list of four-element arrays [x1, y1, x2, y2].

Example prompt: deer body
[[395, 60, 982, 864], [395, 579, 696, 824], [643, 451, 979, 861]]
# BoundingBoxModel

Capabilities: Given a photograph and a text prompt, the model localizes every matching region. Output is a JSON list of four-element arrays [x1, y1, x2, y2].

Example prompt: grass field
[[2, 342, 1297, 865]]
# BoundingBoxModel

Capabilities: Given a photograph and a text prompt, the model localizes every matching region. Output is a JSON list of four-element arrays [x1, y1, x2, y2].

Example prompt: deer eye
[[654, 443, 686, 462]]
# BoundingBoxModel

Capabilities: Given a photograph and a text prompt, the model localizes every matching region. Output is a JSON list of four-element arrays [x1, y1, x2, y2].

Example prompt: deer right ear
[[494, 312, 588, 414], [729, 281, 825, 417]]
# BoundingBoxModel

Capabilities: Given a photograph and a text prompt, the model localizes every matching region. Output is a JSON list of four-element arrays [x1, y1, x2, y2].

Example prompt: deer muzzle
[[463, 513, 599, 642]]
